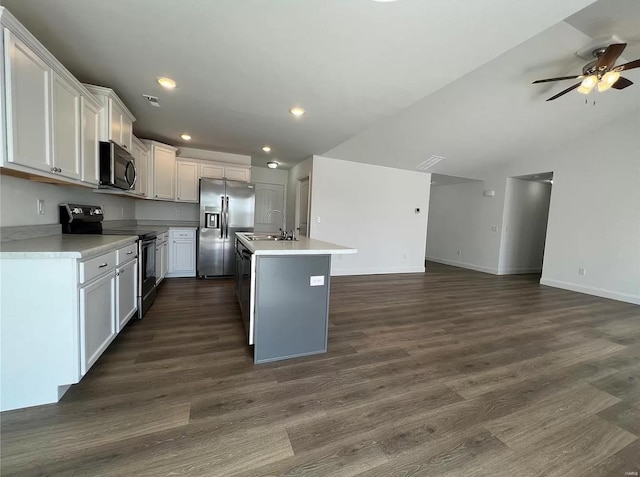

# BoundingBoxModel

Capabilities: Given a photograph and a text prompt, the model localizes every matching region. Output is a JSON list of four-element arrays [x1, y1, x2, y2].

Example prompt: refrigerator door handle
[[220, 196, 225, 239], [225, 196, 230, 238]]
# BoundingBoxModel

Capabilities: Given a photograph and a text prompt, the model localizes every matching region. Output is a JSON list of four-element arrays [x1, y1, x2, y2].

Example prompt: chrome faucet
[[265, 209, 294, 239]]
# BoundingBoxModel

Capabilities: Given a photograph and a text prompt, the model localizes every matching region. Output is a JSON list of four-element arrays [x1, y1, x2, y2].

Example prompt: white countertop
[[0, 235, 138, 259], [236, 233, 357, 256]]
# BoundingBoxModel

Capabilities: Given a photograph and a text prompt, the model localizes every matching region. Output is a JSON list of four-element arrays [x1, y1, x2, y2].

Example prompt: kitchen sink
[[244, 234, 298, 241]]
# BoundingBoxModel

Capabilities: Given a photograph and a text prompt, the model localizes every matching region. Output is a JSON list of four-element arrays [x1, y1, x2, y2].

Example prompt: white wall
[[426, 174, 506, 274], [498, 178, 551, 274], [310, 156, 430, 276], [251, 166, 288, 187], [426, 110, 640, 304], [286, 157, 313, 232], [0, 175, 135, 226], [533, 114, 640, 305], [134, 200, 198, 222]]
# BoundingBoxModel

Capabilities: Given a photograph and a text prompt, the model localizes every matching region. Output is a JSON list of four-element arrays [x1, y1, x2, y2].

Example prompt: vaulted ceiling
[[2, 0, 604, 170]]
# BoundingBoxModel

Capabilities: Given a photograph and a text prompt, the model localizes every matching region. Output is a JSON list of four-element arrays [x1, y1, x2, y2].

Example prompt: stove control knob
[[94, 208, 103, 215], [72, 207, 83, 215]]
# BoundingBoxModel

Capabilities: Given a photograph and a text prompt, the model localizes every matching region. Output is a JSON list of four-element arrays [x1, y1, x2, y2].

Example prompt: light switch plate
[[310, 275, 325, 286]]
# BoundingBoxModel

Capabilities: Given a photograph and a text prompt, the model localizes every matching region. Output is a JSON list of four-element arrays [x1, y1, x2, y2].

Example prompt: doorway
[[498, 172, 553, 275], [295, 176, 310, 237]]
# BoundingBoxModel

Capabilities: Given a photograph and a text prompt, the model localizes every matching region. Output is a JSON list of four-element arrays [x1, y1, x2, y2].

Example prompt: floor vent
[[417, 155, 445, 171]]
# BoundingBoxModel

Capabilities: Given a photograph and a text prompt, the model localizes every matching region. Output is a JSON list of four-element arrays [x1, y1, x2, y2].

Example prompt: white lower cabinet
[[80, 270, 116, 376], [167, 229, 197, 277], [116, 258, 138, 332], [0, 241, 138, 411], [162, 240, 169, 280]]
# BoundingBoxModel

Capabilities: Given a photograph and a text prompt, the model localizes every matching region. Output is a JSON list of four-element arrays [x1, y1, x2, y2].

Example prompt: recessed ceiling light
[[181, 134, 191, 140], [262, 146, 271, 153], [157, 77, 176, 89], [267, 161, 279, 169], [289, 107, 305, 117]]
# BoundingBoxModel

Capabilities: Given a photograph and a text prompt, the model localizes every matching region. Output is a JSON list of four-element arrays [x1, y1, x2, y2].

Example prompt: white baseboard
[[426, 256, 499, 275], [331, 266, 425, 277], [540, 278, 640, 305], [498, 267, 542, 275]]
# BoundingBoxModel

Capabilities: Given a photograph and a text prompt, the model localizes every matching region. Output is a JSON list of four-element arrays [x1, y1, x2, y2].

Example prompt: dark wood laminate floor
[[2, 262, 639, 476]]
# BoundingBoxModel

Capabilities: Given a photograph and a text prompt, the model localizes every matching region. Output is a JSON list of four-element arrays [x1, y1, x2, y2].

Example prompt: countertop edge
[[0, 236, 138, 260], [236, 233, 357, 256]]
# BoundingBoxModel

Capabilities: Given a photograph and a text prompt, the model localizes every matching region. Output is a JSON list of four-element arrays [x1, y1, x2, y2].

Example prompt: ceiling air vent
[[417, 155, 445, 171], [143, 94, 160, 107]]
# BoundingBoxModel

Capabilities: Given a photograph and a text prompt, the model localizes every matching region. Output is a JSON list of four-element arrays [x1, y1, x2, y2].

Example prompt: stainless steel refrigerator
[[198, 178, 255, 277]]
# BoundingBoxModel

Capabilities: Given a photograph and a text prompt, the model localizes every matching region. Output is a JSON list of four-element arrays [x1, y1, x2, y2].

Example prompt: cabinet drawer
[[116, 243, 137, 265], [170, 229, 195, 240], [80, 251, 116, 284], [157, 231, 169, 243]]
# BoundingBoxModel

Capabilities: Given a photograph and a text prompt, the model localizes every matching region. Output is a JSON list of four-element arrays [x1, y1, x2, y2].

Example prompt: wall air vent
[[417, 155, 445, 171], [142, 94, 160, 107]]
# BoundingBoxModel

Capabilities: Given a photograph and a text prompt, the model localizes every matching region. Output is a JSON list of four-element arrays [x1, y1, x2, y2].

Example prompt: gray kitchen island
[[235, 232, 356, 363]]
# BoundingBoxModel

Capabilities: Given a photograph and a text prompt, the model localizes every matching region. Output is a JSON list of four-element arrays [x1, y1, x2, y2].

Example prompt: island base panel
[[254, 255, 330, 364]]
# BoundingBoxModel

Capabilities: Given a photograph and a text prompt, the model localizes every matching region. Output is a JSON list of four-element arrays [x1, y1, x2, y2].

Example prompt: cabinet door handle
[[127, 251, 133, 255], [99, 263, 108, 268]]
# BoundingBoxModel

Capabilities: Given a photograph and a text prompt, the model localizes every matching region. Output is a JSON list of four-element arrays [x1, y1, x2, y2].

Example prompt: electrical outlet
[[310, 275, 325, 286], [578, 267, 587, 276], [402, 253, 407, 259], [457, 250, 462, 256], [176, 208, 181, 217], [316, 216, 321, 223], [491, 225, 498, 232], [36, 199, 45, 215], [120, 206, 124, 218]]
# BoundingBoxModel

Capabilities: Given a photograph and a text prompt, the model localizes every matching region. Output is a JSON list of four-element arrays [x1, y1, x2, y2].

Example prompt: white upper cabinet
[[3, 28, 52, 172], [132, 136, 149, 197], [1, 11, 107, 187], [225, 166, 251, 182], [143, 140, 177, 200], [176, 160, 199, 202], [83, 84, 135, 152], [81, 96, 100, 185], [51, 72, 81, 180], [200, 163, 224, 179]]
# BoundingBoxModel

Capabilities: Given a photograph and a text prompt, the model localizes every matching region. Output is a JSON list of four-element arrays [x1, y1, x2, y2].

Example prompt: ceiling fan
[[532, 43, 640, 101]]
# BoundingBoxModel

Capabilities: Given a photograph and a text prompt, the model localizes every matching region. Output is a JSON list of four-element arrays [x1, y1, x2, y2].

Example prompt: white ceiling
[[3, 0, 597, 169], [324, 0, 640, 178]]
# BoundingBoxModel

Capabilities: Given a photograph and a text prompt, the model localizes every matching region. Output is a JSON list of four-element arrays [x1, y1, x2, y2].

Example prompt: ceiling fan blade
[[546, 82, 581, 101], [614, 58, 640, 72], [532, 75, 582, 84], [596, 43, 626, 70], [612, 76, 633, 90]]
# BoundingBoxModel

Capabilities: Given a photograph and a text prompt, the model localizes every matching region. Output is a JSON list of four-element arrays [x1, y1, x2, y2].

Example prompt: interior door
[[254, 183, 285, 233], [224, 181, 255, 275]]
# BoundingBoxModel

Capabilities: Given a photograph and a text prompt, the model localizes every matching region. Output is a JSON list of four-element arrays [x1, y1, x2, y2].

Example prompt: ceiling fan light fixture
[[577, 75, 597, 95], [597, 71, 620, 92]]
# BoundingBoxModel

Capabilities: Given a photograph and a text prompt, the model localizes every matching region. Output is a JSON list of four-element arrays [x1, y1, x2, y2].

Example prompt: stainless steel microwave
[[99, 141, 137, 190]]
